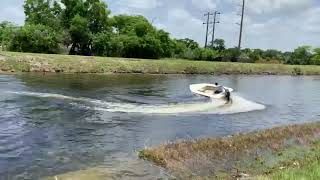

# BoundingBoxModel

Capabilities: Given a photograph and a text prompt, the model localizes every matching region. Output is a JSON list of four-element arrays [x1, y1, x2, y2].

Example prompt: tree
[[283, 52, 292, 64], [248, 49, 263, 62], [0, 21, 18, 50], [289, 46, 312, 65], [116, 34, 162, 59], [157, 30, 174, 57], [9, 24, 62, 53], [119, 35, 139, 58], [176, 38, 199, 50], [212, 39, 225, 52], [112, 15, 153, 35], [140, 34, 163, 59], [92, 31, 111, 56], [24, 0, 62, 29], [311, 48, 320, 65], [135, 22, 151, 37], [60, 0, 111, 54], [108, 35, 124, 57], [60, 0, 86, 29], [84, 0, 111, 34], [109, 15, 167, 59], [172, 40, 188, 57], [69, 15, 92, 55]]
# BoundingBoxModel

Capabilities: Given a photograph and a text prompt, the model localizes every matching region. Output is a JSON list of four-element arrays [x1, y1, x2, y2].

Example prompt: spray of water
[[8, 91, 265, 115]]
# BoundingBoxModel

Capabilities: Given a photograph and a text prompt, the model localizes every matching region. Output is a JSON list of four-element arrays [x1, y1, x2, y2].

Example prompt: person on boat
[[214, 83, 224, 94], [215, 83, 231, 103], [225, 88, 231, 103]]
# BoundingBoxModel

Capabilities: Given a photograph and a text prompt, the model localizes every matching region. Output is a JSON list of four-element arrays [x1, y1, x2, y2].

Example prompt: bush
[[287, 46, 312, 65], [93, 31, 167, 59], [202, 48, 219, 61], [172, 40, 188, 57], [176, 48, 221, 61], [157, 30, 174, 58], [311, 48, 320, 65], [9, 24, 62, 54], [140, 35, 163, 59], [292, 67, 303, 76], [0, 21, 18, 50], [108, 36, 124, 57], [92, 31, 112, 56], [117, 34, 163, 59], [181, 49, 196, 60], [311, 57, 320, 65], [238, 53, 254, 63], [69, 15, 92, 55], [184, 66, 198, 74], [223, 48, 240, 62], [192, 48, 203, 60]]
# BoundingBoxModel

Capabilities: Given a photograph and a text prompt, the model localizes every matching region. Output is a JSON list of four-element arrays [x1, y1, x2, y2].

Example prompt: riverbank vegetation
[[2, 51, 320, 75], [139, 122, 320, 179], [0, 0, 320, 66]]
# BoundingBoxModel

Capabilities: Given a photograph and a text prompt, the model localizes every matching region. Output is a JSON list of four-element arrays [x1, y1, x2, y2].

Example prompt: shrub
[[184, 66, 198, 74], [0, 21, 18, 50], [92, 31, 112, 56], [9, 24, 62, 54], [292, 67, 303, 76]]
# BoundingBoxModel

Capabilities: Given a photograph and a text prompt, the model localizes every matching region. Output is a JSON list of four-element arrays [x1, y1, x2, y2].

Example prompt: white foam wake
[[8, 91, 265, 115]]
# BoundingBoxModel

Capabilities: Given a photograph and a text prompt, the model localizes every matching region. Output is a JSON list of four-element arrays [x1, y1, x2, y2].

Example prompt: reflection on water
[[1, 74, 320, 179]]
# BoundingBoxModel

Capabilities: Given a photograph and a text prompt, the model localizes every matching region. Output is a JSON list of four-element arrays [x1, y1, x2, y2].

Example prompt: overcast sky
[[1, 0, 320, 51]]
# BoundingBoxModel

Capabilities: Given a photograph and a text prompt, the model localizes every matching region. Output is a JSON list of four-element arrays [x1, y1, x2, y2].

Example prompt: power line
[[203, 12, 213, 48], [238, 0, 245, 50], [211, 11, 221, 48]]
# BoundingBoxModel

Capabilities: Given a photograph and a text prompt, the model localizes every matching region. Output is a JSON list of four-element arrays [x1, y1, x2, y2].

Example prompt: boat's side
[[190, 84, 233, 99]]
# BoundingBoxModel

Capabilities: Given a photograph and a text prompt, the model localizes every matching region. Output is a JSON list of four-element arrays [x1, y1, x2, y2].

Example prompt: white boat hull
[[190, 83, 234, 99]]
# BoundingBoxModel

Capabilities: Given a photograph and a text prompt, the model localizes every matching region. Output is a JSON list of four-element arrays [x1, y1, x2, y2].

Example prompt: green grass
[[258, 140, 320, 180], [270, 163, 320, 180], [139, 122, 320, 179], [1, 51, 320, 75]]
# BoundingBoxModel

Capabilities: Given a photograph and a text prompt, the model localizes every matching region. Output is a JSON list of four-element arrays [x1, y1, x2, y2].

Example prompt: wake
[[8, 91, 265, 115]]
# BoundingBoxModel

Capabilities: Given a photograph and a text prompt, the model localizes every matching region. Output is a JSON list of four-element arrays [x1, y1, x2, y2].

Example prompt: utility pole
[[211, 11, 221, 48], [238, 0, 245, 50], [203, 12, 213, 48]]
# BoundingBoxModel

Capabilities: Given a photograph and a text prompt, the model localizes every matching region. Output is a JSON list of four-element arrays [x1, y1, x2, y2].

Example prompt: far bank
[[1, 51, 320, 75]]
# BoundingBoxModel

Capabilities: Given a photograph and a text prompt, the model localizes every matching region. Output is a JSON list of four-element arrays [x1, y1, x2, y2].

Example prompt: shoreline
[[44, 122, 320, 180], [1, 51, 320, 75], [139, 122, 320, 179]]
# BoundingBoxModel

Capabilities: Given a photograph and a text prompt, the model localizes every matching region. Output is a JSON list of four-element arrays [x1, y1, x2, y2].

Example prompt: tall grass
[[1, 51, 320, 75], [259, 140, 320, 180], [139, 122, 320, 179]]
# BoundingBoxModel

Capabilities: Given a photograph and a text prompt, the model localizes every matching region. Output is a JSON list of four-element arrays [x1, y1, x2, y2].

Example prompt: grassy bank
[[139, 122, 320, 179], [1, 51, 320, 75]]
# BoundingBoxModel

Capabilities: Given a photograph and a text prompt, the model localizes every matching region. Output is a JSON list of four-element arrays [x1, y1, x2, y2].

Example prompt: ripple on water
[[0, 118, 29, 160], [1, 74, 320, 179], [45, 158, 171, 180]]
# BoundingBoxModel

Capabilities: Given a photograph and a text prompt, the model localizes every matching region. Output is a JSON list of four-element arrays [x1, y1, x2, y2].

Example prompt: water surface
[[1, 74, 320, 179]]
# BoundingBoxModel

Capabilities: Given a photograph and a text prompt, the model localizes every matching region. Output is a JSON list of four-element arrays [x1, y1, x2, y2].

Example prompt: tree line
[[0, 0, 319, 65]]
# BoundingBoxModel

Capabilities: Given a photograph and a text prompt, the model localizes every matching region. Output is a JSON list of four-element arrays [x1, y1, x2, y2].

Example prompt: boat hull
[[190, 83, 233, 99]]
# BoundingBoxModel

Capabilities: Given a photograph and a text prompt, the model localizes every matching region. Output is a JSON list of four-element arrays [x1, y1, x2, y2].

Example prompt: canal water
[[1, 74, 320, 179]]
